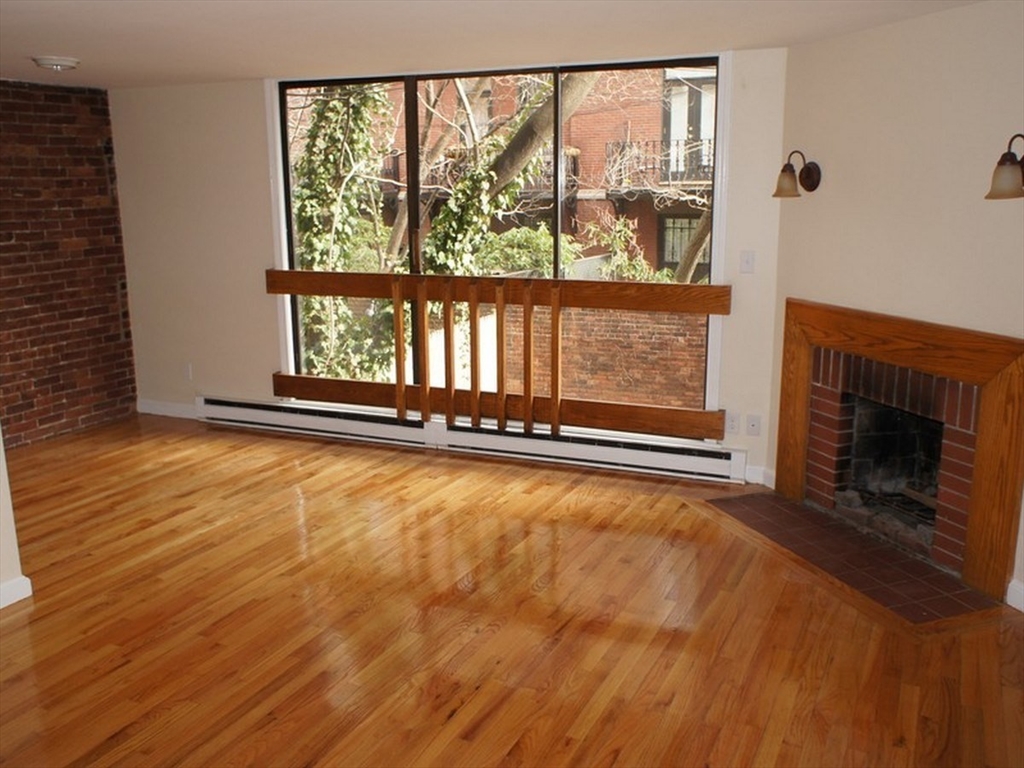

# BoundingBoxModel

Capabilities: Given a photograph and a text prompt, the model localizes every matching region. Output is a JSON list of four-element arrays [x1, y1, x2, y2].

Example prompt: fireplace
[[804, 348, 977, 572], [776, 299, 1024, 600], [845, 397, 942, 547], [849, 396, 942, 500]]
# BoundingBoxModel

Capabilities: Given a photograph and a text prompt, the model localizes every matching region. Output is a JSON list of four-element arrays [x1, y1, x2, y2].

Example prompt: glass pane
[[284, 83, 408, 379], [284, 83, 407, 273], [298, 296, 405, 383], [417, 74, 556, 277], [562, 64, 716, 284]]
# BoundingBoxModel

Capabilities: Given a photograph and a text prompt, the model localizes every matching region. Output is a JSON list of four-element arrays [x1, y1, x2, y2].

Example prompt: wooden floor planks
[[0, 415, 1021, 767]]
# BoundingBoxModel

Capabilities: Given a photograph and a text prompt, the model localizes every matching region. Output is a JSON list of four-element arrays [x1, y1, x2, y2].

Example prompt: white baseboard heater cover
[[196, 396, 746, 483]]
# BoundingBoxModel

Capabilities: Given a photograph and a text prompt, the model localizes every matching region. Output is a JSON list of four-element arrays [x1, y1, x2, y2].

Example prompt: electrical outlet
[[725, 411, 740, 434], [186, 362, 194, 382], [745, 414, 762, 436], [739, 250, 756, 274]]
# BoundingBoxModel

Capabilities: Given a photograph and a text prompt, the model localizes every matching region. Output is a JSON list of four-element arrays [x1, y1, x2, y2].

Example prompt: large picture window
[[279, 59, 718, 412]]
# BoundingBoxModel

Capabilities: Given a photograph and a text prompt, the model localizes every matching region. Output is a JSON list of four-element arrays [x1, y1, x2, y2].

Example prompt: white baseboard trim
[[0, 575, 32, 610], [137, 399, 197, 420], [1007, 578, 1024, 613]]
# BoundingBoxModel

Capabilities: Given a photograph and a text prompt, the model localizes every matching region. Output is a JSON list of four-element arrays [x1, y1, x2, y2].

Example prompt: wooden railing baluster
[[392, 276, 406, 421], [443, 279, 455, 427], [550, 283, 562, 437], [495, 280, 507, 431], [469, 280, 481, 428], [523, 280, 534, 434], [416, 278, 430, 422]]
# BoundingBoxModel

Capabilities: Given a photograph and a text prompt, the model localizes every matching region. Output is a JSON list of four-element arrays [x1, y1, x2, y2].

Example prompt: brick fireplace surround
[[805, 348, 977, 574], [776, 299, 1024, 600]]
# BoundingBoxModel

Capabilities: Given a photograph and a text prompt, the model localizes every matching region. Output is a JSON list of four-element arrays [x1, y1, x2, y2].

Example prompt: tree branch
[[487, 71, 600, 198]]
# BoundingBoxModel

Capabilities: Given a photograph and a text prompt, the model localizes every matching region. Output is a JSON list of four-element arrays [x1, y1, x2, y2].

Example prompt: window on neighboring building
[[659, 214, 710, 282], [663, 68, 716, 182]]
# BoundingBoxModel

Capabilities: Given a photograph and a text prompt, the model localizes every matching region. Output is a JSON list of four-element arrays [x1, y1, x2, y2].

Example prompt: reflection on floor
[[708, 492, 1000, 624]]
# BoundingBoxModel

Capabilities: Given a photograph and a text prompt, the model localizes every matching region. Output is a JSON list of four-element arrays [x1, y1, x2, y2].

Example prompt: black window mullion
[[403, 77, 426, 387], [278, 82, 304, 374], [552, 70, 562, 278], [403, 76, 422, 274]]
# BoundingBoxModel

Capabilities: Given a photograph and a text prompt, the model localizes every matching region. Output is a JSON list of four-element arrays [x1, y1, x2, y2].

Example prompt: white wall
[[109, 81, 283, 411], [776, 0, 1024, 337], [774, 0, 1024, 606], [0, 426, 32, 609], [716, 48, 786, 481]]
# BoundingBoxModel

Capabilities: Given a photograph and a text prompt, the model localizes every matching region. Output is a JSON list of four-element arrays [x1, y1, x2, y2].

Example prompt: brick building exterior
[[505, 307, 707, 409], [0, 81, 135, 448]]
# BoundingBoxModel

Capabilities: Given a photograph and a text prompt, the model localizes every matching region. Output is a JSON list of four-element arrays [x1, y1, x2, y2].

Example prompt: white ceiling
[[0, 0, 980, 89]]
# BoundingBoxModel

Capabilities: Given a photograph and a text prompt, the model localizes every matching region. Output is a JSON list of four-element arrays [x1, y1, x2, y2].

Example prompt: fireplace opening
[[834, 396, 944, 554]]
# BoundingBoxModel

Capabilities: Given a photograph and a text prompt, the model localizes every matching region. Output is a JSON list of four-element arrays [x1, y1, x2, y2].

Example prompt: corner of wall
[[0, 576, 33, 610], [1010, 494, 1024, 612], [0, 426, 32, 610], [1007, 579, 1024, 613]]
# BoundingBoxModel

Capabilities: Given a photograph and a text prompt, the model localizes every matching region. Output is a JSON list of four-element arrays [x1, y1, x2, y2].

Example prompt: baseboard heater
[[196, 396, 746, 482]]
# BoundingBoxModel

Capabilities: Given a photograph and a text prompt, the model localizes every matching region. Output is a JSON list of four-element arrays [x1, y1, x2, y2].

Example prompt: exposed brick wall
[[0, 81, 135, 448], [805, 348, 978, 574]]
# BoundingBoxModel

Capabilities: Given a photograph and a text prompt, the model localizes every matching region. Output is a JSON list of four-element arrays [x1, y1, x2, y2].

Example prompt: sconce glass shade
[[984, 154, 1024, 199], [985, 134, 1024, 200], [772, 164, 800, 198], [773, 150, 821, 198]]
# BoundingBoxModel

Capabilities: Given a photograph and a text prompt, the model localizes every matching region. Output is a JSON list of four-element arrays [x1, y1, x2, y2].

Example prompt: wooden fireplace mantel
[[776, 298, 1024, 600]]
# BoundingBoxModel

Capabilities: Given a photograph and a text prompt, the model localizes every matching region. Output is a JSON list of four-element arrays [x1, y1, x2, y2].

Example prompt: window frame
[[276, 55, 723, 392]]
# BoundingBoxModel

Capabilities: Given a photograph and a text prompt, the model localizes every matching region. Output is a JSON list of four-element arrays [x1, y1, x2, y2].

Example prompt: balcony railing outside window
[[380, 147, 580, 197], [522, 146, 580, 195], [605, 139, 714, 189], [385, 142, 706, 196]]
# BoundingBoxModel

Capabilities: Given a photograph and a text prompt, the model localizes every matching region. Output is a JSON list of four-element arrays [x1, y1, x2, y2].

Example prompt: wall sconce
[[984, 133, 1024, 200], [772, 150, 822, 198]]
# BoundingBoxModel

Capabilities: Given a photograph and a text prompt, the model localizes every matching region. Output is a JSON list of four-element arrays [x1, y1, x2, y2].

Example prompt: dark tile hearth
[[708, 492, 1000, 624]]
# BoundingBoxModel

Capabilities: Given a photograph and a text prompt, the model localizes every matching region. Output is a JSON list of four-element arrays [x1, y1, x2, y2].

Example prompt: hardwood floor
[[1, 416, 1021, 767]]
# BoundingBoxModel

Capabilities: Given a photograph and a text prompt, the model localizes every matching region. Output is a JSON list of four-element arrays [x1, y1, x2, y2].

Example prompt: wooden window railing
[[267, 270, 731, 441]]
